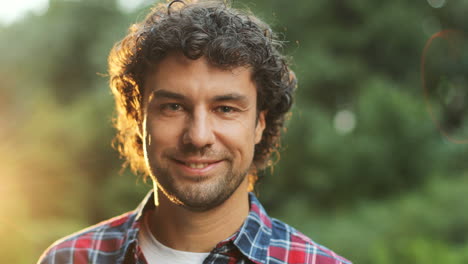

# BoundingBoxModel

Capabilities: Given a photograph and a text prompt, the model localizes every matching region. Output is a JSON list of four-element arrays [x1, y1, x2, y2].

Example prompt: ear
[[254, 111, 267, 144]]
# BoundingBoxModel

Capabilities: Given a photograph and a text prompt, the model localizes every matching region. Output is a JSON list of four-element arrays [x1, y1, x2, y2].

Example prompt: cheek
[[145, 118, 183, 151], [214, 119, 257, 155], [215, 117, 256, 137]]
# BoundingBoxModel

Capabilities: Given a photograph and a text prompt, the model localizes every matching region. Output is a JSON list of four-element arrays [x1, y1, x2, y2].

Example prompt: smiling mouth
[[173, 159, 222, 169], [185, 163, 210, 169]]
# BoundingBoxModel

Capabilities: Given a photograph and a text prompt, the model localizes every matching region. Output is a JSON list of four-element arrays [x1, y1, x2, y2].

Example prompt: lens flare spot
[[334, 110, 356, 135], [427, 0, 446, 8], [421, 30, 468, 144]]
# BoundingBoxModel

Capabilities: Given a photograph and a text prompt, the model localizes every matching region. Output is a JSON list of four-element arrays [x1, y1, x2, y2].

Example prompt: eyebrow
[[150, 90, 249, 104], [212, 93, 249, 104], [151, 90, 186, 101]]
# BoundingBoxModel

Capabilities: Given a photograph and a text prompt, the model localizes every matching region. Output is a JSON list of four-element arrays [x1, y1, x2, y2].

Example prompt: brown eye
[[158, 103, 184, 116], [215, 105, 240, 114], [162, 103, 182, 111], [218, 106, 234, 113]]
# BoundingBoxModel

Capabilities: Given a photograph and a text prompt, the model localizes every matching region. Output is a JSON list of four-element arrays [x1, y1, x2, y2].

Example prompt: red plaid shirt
[[38, 192, 351, 264]]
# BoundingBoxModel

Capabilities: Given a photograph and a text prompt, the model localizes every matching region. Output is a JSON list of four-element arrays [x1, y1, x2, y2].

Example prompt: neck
[[148, 177, 250, 252]]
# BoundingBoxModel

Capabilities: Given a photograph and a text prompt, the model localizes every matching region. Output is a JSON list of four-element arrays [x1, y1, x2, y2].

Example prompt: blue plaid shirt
[[38, 192, 351, 264]]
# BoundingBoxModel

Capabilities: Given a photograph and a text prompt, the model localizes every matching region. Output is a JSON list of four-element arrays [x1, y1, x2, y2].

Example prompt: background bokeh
[[1, 0, 467, 263]]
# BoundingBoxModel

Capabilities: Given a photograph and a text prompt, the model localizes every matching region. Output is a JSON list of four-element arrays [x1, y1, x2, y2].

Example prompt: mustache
[[163, 145, 232, 160]]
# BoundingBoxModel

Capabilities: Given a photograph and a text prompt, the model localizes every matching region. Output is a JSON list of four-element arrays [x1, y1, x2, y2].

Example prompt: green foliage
[[260, 78, 440, 210]]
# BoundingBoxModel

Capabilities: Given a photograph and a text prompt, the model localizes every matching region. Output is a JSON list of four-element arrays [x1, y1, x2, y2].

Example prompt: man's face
[[142, 53, 265, 211]]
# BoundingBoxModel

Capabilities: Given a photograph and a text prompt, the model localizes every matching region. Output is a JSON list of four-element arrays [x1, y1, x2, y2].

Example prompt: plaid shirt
[[38, 192, 351, 264]]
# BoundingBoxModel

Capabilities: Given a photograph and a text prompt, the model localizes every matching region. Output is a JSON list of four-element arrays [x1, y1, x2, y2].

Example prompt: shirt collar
[[120, 190, 156, 264], [232, 192, 272, 264], [130, 191, 273, 264], [134, 190, 156, 222]]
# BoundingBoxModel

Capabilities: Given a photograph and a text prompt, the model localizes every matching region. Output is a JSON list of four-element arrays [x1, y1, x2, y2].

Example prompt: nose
[[182, 108, 215, 148]]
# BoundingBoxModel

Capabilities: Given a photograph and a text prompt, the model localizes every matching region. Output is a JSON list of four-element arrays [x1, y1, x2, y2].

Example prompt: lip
[[171, 158, 224, 176]]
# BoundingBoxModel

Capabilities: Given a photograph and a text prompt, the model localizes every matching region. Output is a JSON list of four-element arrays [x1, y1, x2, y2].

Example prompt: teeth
[[187, 163, 209, 169]]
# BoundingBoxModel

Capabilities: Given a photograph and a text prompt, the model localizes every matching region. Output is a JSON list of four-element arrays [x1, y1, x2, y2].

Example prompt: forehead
[[143, 53, 256, 99]]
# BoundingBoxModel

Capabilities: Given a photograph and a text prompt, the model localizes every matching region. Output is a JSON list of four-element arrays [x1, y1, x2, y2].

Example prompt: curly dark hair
[[108, 0, 296, 186]]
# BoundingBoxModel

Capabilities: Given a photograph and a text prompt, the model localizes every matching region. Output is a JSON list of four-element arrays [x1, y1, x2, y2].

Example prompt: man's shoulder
[[37, 211, 137, 264], [268, 218, 352, 264]]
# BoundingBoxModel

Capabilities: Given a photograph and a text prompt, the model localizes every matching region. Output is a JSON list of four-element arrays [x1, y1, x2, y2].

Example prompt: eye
[[159, 103, 183, 114], [166, 103, 182, 111], [216, 106, 236, 113]]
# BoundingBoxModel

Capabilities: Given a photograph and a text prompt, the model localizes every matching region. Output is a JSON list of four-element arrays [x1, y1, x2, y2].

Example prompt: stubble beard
[[148, 148, 249, 212]]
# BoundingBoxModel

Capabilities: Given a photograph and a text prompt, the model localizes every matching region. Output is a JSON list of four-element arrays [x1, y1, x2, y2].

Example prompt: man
[[38, 1, 351, 263]]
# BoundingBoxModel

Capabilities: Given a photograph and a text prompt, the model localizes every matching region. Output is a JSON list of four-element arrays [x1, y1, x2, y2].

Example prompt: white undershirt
[[138, 211, 210, 264]]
